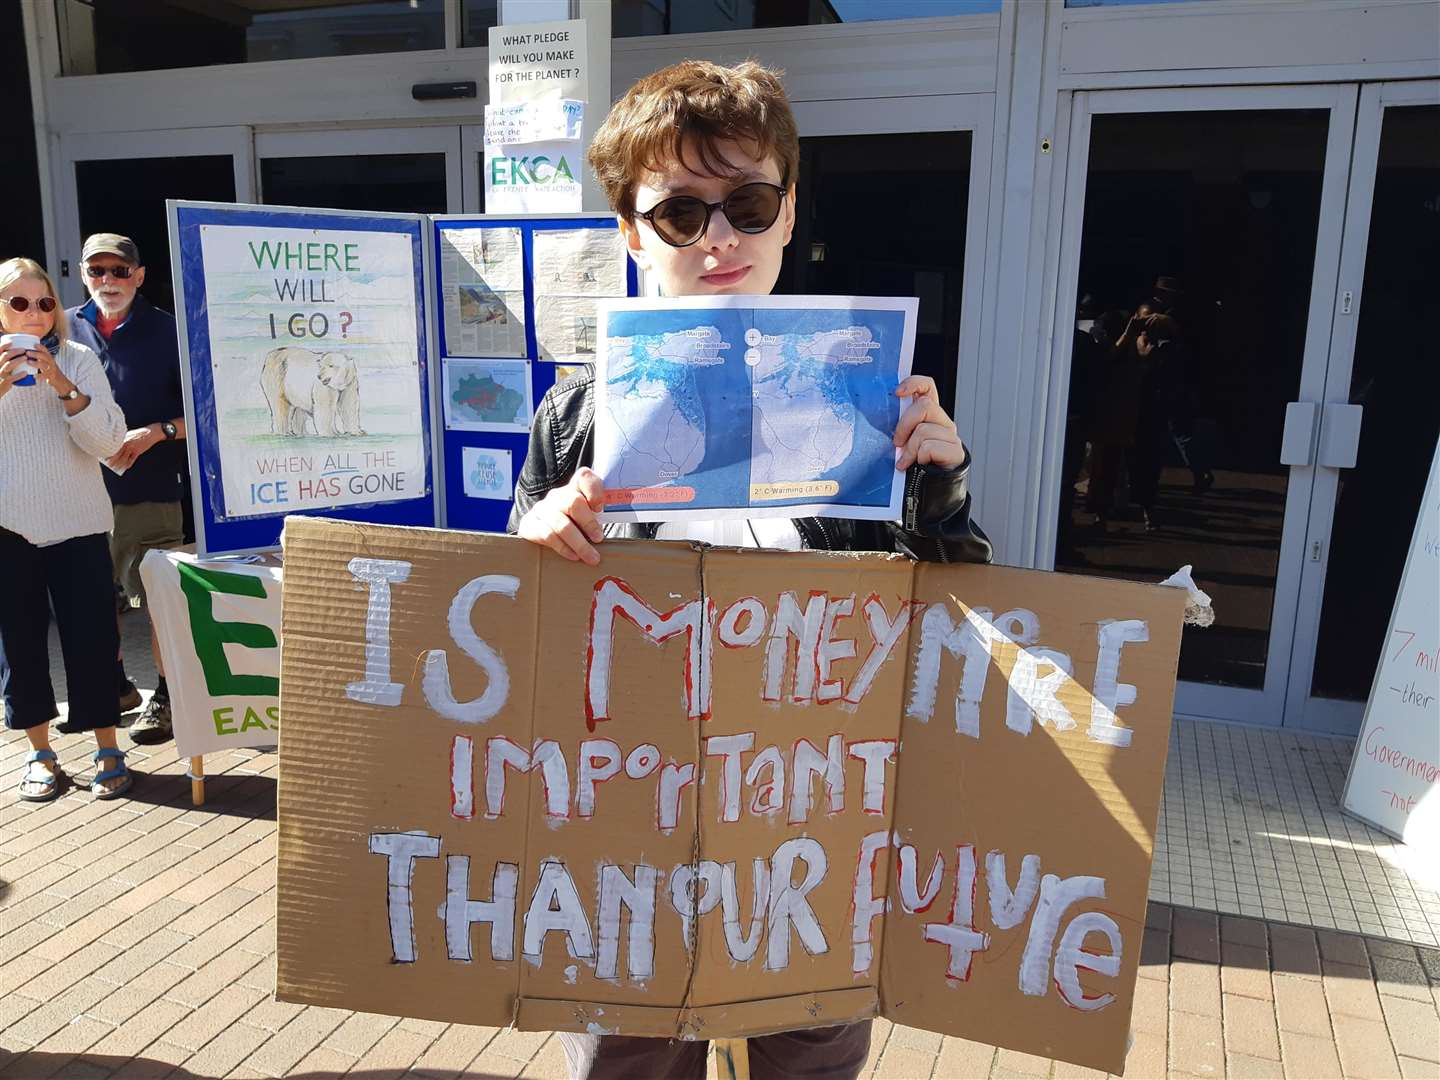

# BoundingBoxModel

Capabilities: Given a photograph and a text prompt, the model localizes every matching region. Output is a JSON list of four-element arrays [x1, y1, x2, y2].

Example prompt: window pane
[[459, 0, 500, 47], [1051, 109, 1330, 690], [58, 0, 444, 75], [1066, 0, 1214, 7], [776, 131, 971, 413], [261, 154, 447, 215], [601, 0, 997, 40], [75, 154, 237, 314], [1309, 105, 1440, 702]]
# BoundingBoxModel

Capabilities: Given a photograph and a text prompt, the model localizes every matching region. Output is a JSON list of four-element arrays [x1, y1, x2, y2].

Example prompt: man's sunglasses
[[3, 296, 57, 313], [85, 265, 135, 279], [636, 182, 788, 248]]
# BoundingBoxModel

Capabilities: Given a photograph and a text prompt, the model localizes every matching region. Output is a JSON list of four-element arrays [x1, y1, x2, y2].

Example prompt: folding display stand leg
[[715, 1039, 749, 1080], [190, 756, 205, 806]]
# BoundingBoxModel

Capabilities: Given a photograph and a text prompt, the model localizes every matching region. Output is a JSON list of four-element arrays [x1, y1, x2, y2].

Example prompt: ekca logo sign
[[488, 153, 577, 186]]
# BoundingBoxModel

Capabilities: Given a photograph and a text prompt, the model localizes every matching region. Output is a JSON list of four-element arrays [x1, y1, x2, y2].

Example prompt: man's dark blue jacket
[[68, 295, 186, 506]]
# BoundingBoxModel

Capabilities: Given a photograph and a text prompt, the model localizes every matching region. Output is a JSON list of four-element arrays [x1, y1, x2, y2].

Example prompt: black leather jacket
[[507, 368, 992, 564]]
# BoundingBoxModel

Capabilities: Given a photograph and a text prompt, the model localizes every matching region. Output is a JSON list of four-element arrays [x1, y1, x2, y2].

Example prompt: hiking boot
[[128, 696, 173, 745], [118, 680, 142, 712]]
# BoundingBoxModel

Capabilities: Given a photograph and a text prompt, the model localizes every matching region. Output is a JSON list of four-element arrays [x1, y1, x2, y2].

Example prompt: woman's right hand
[[516, 466, 607, 566], [0, 348, 31, 402]]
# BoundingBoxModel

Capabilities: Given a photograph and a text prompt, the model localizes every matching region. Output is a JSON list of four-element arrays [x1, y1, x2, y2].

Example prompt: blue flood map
[[597, 304, 909, 517]]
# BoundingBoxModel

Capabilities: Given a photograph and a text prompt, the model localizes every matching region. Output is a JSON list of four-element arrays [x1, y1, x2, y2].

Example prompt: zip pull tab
[[905, 493, 918, 532]]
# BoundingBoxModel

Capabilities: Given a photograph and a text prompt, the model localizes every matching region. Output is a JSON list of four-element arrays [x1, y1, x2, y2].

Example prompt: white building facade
[[21, 0, 1440, 735]]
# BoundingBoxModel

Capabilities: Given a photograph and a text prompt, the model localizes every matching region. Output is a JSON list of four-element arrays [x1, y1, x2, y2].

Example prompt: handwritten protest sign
[[276, 518, 1184, 1073], [1344, 436, 1440, 852], [485, 19, 588, 214]]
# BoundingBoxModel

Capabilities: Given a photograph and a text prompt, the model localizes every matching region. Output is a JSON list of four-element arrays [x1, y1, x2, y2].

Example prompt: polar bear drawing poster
[[198, 223, 426, 519]]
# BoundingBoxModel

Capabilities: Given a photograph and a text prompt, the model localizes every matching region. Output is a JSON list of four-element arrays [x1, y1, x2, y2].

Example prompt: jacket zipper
[[903, 468, 922, 532], [904, 466, 951, 563], [813, 517, 834, 551]]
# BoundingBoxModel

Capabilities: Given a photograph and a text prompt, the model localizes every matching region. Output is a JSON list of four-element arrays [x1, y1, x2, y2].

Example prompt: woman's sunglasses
[[3, 296, 57, 313], [636, 182, 788, 248]]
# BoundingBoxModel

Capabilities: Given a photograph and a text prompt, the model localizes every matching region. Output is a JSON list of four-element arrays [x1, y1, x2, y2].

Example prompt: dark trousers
[[0, 529, 120, 733], [558, 1021, 872, 1080]]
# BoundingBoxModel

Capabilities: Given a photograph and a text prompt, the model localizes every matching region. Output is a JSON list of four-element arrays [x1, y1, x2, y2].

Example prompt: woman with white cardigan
[[0, 257, 132, 800]]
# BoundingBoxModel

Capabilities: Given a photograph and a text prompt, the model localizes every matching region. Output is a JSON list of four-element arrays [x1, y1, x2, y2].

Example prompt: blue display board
[[169, 201, 438, 556], [431, 214, 639, 533]]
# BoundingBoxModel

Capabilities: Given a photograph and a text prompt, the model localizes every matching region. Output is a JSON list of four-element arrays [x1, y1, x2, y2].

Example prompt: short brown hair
[[589, 59, 800, 221]]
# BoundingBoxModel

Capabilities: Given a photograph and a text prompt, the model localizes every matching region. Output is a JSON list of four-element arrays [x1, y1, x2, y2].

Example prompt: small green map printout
[[443, 357, 533, 433]]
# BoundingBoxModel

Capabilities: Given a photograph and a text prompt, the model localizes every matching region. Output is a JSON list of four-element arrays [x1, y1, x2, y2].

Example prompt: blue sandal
[[91, 747, 133, 800], [18, 749, 62, 802]]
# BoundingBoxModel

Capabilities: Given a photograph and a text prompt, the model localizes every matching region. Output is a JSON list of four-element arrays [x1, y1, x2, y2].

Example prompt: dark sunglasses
[[85, 264, 135, 279], [3, 296, 57, 313], [636, 182, 788, 248]]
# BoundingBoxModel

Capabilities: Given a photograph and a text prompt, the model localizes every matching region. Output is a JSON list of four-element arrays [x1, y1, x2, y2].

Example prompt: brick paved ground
[[1, 618, 1437, 1078], [1, 732, 1436, 1079]]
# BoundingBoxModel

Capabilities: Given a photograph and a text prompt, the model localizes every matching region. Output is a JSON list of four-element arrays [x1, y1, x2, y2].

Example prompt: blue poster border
[[431, 214, 638, 533], [170, 201, 437, 556]]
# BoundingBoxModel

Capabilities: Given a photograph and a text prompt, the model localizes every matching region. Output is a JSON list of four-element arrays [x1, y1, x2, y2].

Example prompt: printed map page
[[594, 298, 916, 522]]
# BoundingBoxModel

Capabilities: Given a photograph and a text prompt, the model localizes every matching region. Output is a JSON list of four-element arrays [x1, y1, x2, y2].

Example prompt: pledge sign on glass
[[0, 333, 40, 386]]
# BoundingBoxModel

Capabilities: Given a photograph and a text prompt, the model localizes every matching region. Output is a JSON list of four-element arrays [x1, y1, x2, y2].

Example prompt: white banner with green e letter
[[140, 549, 282, 758]]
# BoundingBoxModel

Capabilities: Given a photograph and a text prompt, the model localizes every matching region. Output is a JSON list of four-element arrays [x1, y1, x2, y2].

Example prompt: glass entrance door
[[1043, 85, 1359, 727], [58, 127, 255, 309], [1288, 81, 1440, 734]]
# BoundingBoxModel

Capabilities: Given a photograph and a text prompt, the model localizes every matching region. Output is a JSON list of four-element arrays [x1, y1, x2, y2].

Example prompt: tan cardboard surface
[[882, 563, 1182, 1073], [277, 518, 1183, 1072]]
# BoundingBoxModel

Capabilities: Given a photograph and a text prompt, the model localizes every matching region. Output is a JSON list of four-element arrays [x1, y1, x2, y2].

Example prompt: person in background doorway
[[1148, 274, 1214, 494], [66, 234, 186, 747], [1086, 307, 1141, 528], [0, 257, 133, 800], [1057, 291, 1106, 562]]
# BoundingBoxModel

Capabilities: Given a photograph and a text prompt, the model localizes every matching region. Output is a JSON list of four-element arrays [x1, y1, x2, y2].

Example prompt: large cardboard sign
[[277, 518, 1184, 1074], [140, 549, 281, 758]]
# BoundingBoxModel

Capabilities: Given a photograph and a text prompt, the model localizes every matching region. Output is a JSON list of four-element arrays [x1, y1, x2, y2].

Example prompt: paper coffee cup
[[0, 333, 40, 386]]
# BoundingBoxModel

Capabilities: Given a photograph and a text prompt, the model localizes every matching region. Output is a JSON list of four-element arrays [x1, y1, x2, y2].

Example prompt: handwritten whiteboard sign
[[1344, 436, 1440, 856]]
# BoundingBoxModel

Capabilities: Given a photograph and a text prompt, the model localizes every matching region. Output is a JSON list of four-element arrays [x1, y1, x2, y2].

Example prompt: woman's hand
[[894, 375, 965, 471], [516, 466, 606, 566], [27, 342, 77, 399], [0, 349, 31, 402]]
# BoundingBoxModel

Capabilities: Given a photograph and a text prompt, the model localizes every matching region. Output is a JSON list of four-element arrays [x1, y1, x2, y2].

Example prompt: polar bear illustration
[[260, 347, 364, 437]]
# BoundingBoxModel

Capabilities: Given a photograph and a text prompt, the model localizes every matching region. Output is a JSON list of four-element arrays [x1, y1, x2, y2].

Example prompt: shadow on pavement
[[117, 770, 277, 821], [0, 1054, 512, 1079]]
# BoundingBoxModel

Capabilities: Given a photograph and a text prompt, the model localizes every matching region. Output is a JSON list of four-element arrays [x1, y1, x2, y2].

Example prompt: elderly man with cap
[[66, 233, 186, 746]]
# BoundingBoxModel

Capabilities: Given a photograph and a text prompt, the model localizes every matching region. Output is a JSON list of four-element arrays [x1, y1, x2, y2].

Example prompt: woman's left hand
[[894, 375, 966, 470], [27, 342, 77, 398]]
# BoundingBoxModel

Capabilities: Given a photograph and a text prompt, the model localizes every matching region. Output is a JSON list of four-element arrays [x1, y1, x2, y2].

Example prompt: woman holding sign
[[0, 258, 132, 801], [512, 61, 990, 1080]]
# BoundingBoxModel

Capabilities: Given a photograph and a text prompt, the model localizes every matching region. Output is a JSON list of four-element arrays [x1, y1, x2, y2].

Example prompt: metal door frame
[[1038, 82, 1360, 727], [1286, 78, 1440, 734], [55, 126, 256, 306]]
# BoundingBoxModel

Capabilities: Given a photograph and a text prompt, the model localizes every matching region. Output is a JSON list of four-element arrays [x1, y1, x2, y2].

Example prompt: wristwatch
[[56, 387, 79, 401], [161, 421, 178, 440]]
